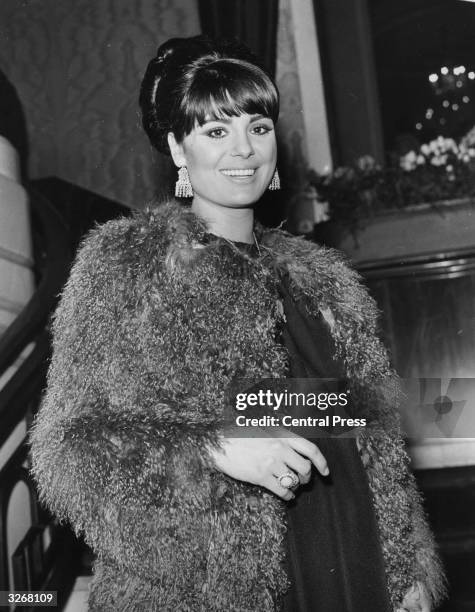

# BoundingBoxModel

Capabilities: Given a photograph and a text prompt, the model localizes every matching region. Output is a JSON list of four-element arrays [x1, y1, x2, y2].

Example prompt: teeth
[[221, 169, 255, 176]]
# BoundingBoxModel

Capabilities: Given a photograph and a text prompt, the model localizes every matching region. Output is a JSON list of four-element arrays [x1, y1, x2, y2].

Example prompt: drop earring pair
[[175, 166, 281, 197]]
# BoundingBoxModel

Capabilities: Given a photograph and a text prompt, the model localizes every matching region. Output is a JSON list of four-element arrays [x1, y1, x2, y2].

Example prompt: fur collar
[[136, 199, 393, 388], [140, 199, 371, 318]]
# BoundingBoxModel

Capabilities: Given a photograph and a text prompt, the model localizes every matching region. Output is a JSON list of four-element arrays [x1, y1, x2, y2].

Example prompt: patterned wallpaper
[[0, 0, 306, 210], [0, 0, 200, 207]]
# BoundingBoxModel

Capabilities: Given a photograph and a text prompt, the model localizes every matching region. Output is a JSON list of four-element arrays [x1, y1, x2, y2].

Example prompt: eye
[[251, 123, 273, 135], [206, 127, 227, 138]]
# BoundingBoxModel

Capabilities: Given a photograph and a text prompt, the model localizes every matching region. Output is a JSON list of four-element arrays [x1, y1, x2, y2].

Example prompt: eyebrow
[[203, 114, 270, 125]]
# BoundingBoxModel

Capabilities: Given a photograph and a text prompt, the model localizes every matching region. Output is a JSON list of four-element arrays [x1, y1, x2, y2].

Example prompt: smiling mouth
[[220, 169, 256, 177]]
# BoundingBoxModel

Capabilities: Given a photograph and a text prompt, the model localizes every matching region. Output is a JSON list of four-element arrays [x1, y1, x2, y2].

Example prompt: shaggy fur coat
[[30, 200, 445, 611]]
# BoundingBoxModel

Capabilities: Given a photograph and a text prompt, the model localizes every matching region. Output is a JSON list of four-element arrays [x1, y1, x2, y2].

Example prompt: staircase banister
[[0, 188, 71, 376]]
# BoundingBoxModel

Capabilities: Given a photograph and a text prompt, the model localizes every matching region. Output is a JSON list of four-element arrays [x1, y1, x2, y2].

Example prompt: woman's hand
[[207, 426, 329, 500], [397, 582, 431, 612]]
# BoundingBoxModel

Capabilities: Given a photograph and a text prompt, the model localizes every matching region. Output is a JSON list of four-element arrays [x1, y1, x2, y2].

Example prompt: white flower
[[421, 144, 430, 156], [430, 155, 447, 166], [400, 150, 419, 171], [400, 158, 417, 171], [416, 155, 426, 165]]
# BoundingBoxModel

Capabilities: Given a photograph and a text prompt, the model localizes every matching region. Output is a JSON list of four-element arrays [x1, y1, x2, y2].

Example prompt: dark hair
[[139, 35, 279, 155]]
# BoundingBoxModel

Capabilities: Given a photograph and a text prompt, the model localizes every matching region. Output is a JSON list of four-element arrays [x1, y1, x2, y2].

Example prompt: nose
[[231, 130, 255, 158]]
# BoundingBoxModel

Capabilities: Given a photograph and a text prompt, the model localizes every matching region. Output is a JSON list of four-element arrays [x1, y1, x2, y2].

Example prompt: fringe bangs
[[176, 59, 279, 136]]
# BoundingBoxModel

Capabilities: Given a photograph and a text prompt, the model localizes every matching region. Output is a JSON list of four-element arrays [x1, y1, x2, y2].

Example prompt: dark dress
[[205, 234, 391, 611], [278, 273, 391, 612]]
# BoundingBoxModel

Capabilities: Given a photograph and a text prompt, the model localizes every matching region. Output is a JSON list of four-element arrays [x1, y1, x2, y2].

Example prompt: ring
[[278, 472, 299, 489]]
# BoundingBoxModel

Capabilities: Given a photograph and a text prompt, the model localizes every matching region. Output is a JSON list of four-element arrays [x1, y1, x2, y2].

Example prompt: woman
[[30, 35, 445, 611]]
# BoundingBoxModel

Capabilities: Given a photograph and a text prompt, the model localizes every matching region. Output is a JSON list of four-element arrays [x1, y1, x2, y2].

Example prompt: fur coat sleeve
[[29, 219, 219, 583]]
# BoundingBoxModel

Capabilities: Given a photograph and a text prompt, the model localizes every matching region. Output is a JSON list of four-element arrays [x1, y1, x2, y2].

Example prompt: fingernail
[[323, 466, 329, 476]]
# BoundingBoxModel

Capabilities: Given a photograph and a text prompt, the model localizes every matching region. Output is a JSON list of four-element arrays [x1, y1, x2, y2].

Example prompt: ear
[[167, 132, 186, 168]]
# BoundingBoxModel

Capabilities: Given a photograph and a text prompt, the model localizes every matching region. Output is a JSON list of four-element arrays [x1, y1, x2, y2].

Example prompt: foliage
[[308, 130, 475, 234]]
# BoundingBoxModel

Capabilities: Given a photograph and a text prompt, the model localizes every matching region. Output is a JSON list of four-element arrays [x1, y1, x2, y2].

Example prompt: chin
[[224, 197, 262, 209], [227, 189, 267, 207]]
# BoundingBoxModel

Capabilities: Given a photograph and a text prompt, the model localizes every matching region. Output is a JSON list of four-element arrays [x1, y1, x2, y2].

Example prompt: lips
[[220, 168, 256, 177]]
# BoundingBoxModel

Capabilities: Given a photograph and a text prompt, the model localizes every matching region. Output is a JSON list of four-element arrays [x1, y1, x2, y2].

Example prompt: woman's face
[[168, 112, 277, 209]]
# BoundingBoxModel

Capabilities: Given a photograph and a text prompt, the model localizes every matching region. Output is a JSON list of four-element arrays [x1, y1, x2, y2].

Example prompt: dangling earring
[[175, 166, 193, 198], [268, 168, 281, 191]]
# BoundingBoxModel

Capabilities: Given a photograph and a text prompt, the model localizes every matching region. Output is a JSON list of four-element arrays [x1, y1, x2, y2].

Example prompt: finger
[[272, 463, 300, 492], [282, 450, 312, 484], [287, 437, 329, 476], [401, 582, 428, 612], [418, 582, 431, 612], [263, 474, 296, 501]]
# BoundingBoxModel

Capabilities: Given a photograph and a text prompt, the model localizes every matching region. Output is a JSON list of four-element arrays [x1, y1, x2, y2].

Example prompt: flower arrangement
[[309, 128, 475, 235]]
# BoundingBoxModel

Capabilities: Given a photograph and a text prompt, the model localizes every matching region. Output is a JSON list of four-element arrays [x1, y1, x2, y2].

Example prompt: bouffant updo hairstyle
[[139, 35, 279, 155]]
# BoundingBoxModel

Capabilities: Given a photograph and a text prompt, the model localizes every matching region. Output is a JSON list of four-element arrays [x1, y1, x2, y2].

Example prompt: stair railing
[[0, 188, 76, 607]]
